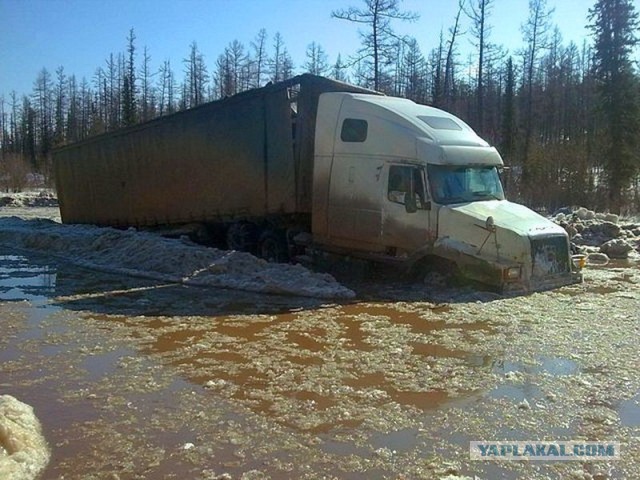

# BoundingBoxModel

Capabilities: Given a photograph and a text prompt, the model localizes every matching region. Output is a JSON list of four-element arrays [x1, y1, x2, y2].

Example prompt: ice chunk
[[0, 395, 50, 480]]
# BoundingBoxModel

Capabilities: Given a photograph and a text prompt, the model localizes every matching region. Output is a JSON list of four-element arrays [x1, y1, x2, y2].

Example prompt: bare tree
[[431, 31, 445, 107], [122, 28, 137, 126], [54, 66, 67, 146], [215, 40, 248, 97], [93, 66, 107, 130], [401, 38, 427, 103], [139, 46, 155, 121], [79, 77, 92, 140], [158, 60, 176, 116], [269, 32, 294, 82], [0, 95, 5, 162], [501, 57, 517, 163], [520, 0, 554, 201], [332, 0, 418, 92], [32, 68, 54, 165], [444, 2, 464, 109], [250, 29, 269, 88], [465, 0, 494, 132], [304, 42, 330, 76], [105, 53, 120, 129], [431, 3, 464, 110], [66, 75, 80, 143], [183, 42, 208, 108], [332, 54, 349, 82], [8, 92, 20, 153], [21, 95, 37, 167]]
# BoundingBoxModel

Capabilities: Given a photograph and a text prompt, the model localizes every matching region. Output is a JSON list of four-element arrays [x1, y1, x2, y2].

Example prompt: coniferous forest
[[0, 0, 638, 213]]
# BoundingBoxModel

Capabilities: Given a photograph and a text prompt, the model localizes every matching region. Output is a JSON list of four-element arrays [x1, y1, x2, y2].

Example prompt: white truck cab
[[312, 92, 582, 291]]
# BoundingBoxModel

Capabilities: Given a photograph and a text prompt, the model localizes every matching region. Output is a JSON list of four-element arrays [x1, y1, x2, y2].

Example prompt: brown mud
[[0, 250, 639, 479]]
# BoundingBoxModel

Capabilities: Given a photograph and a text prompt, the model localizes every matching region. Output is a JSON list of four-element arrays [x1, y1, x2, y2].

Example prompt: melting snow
[[0, 217, 355, 299]]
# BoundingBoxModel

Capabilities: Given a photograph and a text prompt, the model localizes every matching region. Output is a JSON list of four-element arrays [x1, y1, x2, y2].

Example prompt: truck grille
[[530, 235, 571, 278]]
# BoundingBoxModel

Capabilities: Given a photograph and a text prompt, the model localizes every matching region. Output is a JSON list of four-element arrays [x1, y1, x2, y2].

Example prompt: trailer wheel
[[259, 230, 289, 263], [226, 222, 258, 253]]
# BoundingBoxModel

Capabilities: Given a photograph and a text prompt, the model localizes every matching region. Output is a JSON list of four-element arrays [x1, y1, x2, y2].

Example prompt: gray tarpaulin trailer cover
[[54, 74, 378, 227]]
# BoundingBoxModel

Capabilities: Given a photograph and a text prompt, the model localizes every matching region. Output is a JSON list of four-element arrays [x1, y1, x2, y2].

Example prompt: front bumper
[[454, 253, 583, 293], [433, 241, 584, 294], [503, 270, 583, 294]]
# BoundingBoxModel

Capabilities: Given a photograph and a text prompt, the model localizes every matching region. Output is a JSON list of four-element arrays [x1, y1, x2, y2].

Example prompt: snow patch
[[0, 217, 355, 299], [0, 189, 57, 208], [0, 395, 50, 480]]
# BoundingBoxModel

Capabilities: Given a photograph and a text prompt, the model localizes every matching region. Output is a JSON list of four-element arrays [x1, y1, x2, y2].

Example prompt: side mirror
[[405, 194, 418, 213]]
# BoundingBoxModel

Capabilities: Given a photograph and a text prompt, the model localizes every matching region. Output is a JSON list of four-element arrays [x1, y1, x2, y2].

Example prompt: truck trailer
[[54, 74, 583, 291]]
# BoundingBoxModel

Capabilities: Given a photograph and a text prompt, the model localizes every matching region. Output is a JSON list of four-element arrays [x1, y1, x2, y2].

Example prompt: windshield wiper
[[472, 191, 502, 200], [443, 196, 467, 204]]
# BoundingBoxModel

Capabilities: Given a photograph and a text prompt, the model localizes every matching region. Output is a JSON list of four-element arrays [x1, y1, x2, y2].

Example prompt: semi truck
[[54, 74, 583, 292]]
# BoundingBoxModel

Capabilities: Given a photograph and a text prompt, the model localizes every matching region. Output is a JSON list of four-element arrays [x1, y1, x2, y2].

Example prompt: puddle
[[319, 438, 372, 457], [370, 427, 421, 453], [81, 348, 133, 382], [538, 356, 580, 375], [0, 254, 56, 302], [618, 392, 640, 427], [493, 356, 580, 376], [2, 247, 639, 479], [489, 384, 544, 402]]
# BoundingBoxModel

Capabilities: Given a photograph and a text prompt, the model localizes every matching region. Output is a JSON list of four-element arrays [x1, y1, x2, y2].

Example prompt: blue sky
[[1, 0, 600, 98]]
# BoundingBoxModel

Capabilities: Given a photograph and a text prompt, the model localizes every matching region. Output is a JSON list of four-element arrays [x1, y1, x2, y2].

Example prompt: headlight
[[504, 266, 521, 280]]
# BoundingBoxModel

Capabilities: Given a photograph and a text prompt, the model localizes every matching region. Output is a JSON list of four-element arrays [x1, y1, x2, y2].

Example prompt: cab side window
[[388, 165, 427, 207], [341, 118, 368, 142]]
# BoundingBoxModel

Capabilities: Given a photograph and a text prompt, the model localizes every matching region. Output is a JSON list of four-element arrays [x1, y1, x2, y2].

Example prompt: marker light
[[572, 254, 586, 270], [504, 266, 521, 280]]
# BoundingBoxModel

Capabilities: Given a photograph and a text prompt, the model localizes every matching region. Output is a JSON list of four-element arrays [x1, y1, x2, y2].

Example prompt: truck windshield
[[427, 164, 505, 205]]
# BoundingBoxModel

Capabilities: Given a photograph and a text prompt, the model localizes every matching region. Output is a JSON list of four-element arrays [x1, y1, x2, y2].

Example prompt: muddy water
[[1, 249, 639, 479]]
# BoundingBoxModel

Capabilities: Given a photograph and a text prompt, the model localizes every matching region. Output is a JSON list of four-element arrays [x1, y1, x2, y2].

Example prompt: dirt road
[[1, 241, 638, 479]]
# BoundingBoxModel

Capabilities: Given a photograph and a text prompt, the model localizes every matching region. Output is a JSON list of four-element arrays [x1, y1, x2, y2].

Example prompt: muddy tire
[[226, 222, 258, 253], [259, 230, 289, 263], [410, 256, 461, 285]]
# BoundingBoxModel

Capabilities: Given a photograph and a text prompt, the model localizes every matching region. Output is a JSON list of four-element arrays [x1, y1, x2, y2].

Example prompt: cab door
[[382, 164, 435, 253], [326, 157, 385, 251]]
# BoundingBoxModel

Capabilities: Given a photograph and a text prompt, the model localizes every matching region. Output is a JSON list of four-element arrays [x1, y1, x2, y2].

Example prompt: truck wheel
[[259, 230, 289, 263], [410, 256, 461, 285], [226, 222, 258, 253]]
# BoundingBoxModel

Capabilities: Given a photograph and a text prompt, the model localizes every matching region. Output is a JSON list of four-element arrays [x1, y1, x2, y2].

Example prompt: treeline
[[0, 0, 639, 213]]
